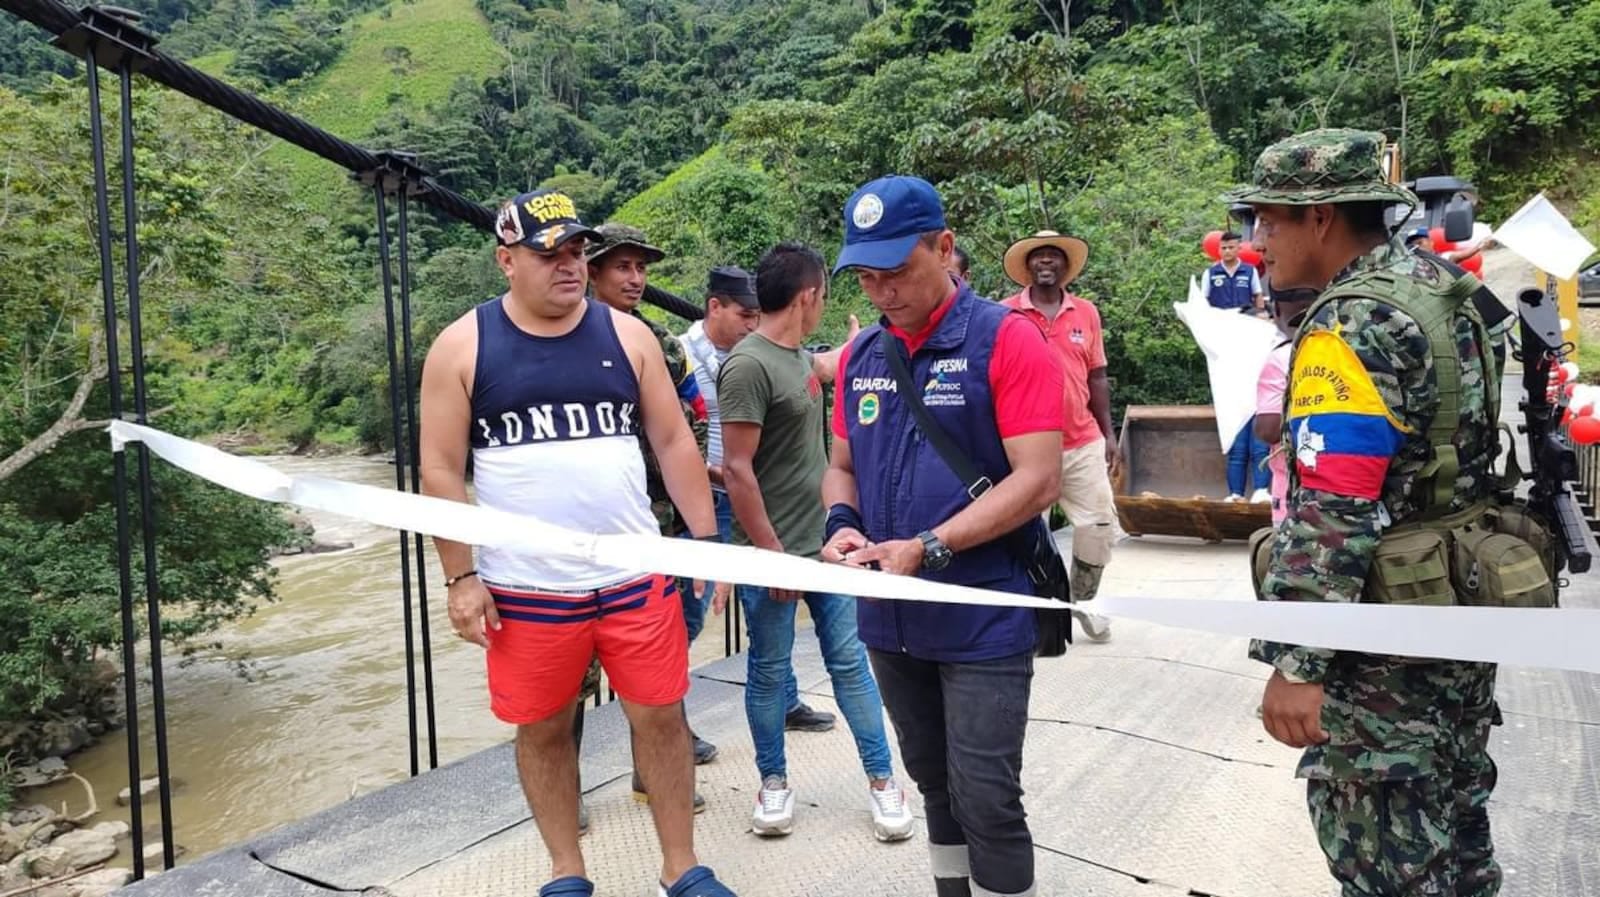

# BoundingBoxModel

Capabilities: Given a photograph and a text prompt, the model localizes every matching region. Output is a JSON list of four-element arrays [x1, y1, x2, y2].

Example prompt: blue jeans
[[679, 490, 737, 643], [1227, 419, 1270, 495], [738, 586, 893, 781]]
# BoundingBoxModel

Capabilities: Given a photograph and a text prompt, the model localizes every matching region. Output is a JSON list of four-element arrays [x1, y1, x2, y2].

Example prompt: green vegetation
[[0, 82, 300, 766], [269, 0, 503, 215]]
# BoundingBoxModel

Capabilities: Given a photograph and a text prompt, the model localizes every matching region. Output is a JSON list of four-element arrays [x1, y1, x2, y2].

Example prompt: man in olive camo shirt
[[583, 223, 716, 815], [1229, 129, 1504, 896]]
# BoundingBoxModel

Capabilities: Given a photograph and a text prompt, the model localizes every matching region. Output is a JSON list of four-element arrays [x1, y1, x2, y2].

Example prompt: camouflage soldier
[[1229, 130, 1505, 896], [587, 223, 711, 536], [585, 222, 718, 807]]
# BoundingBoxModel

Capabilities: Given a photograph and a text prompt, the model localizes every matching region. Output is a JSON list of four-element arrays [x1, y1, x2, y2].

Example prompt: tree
[[0, 84, 297, 740]]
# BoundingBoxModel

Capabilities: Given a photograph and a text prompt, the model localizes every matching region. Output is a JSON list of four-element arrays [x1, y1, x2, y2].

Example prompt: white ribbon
[[110, 421, 1600, 674]]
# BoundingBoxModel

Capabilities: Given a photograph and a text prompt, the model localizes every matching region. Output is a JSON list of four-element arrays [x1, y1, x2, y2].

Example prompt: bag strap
[[881, 334, 1059, 575], [882, 335, 994, 500]]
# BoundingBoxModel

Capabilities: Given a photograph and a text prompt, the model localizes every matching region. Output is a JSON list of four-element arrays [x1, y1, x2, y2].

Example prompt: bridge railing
[[0, 0, 722, 879]]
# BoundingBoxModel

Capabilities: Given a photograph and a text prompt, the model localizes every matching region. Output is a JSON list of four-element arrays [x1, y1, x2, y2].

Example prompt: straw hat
[[1003, 230, 1089, 287]]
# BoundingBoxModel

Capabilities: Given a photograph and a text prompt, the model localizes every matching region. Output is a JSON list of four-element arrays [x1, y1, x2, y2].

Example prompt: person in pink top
[[1000, 229, 1116, 643], [1253, 286, 1319, 524]]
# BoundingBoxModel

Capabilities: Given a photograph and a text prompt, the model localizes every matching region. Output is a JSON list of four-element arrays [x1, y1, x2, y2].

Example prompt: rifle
[[1512, 280, 1597, 582]]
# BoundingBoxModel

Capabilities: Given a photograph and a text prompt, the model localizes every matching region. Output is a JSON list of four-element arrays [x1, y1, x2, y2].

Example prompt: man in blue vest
[[1203, 230, 1266, 315], [822, 175, 1064, 897]]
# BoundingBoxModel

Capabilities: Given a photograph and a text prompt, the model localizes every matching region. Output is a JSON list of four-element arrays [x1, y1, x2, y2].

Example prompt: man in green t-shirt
[[719, 242, 913, 844]]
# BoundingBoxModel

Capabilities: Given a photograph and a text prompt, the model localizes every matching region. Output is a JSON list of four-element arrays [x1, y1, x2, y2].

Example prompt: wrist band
[[694, 533, 721, 542], [825, 503, 865, 543], [444, 570, 478, 587]]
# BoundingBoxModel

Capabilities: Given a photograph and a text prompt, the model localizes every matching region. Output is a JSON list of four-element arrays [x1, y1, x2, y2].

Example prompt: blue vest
[[840, 286, 1036, 662], [1205, 261, 1257, 310]]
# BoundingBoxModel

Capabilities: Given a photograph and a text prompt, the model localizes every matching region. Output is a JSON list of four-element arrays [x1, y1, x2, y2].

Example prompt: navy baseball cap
[[494, 189, 602, 254], [832, 175, 947, 274]]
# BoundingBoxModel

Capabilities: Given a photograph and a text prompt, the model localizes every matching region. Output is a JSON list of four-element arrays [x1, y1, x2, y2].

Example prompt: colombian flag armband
[[1286, 330, 1411, 500]]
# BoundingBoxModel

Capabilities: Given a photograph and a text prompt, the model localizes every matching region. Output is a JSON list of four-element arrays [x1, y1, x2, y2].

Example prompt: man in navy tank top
[[824, 176, 1065, 897], [419, 190, 739, 897]]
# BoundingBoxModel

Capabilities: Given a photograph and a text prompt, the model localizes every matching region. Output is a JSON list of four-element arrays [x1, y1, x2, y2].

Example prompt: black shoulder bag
[[882, 339, 1073, 656]]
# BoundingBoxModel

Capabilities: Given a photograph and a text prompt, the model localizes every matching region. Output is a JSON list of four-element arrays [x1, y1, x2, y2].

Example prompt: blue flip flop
[[661, 866, 738, 897], [539, 876, 595, 897]]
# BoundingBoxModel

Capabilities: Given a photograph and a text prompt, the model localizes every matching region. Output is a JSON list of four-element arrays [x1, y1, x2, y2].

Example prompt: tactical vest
[[1252, 255, 1557, 610], [1298, 257, 1495, 517]]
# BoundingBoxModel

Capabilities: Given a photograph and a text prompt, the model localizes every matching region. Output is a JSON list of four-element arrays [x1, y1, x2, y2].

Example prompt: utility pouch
[[1363, 529, 1456, 606], [1487, 501, 1559, 583], [1450, 524, 1556, 608], [1248, 526, 1275, 599]]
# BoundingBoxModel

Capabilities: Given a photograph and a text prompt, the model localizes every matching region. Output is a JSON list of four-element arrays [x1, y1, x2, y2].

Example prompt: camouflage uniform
[[581, 224, 711, 702], [637, 311, 710, 536], [1227, 130, 1503, 897]]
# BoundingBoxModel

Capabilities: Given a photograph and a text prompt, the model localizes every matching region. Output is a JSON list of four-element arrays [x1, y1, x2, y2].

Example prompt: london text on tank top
[[470, 297, 656, 590]]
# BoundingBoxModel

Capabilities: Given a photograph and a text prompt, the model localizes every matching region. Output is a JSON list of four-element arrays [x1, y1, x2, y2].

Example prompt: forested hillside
[[2, 0, 1598, 770]]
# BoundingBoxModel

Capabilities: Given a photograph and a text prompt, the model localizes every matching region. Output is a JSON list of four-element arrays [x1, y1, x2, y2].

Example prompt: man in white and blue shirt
[[1203, 230, 1265, 314]]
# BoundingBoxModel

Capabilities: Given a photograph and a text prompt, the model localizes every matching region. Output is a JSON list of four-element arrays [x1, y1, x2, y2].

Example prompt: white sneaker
[[1250, 488, 1271, 504], [752, 775, 795, 837], [1076, 611, 1112, 643], [1224, 493, 1245, 503], [869, 778, 915, 841]]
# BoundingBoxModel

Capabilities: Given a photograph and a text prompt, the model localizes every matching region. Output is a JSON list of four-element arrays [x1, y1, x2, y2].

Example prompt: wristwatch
[[917, 531, 953, 571]]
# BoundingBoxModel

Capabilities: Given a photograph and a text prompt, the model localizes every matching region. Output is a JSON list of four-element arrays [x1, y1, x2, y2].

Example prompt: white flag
[[1174, 275, 1280, 452], [1493, 193, 1597, 281]]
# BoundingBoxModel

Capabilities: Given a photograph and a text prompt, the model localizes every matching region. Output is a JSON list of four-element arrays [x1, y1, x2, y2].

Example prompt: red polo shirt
[[831, 291, 1063, 442], [1001, 287, 1104, 450]]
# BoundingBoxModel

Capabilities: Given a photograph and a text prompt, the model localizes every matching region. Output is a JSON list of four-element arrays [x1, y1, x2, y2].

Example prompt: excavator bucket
[[1112, 405, 1270, 542]]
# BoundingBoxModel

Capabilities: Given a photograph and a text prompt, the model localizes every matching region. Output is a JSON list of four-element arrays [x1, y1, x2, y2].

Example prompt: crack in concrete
[[1028, 715, 1289, 770]]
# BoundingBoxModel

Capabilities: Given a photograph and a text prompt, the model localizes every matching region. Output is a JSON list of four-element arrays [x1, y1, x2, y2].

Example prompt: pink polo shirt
[[1257, 340, 1293, 524], [1001, 288, 1105, 450]]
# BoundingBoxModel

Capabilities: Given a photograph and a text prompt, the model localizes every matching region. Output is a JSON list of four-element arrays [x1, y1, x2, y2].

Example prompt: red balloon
[[1239, 245, 1263, 267], [1570, 415, 1600, 445], [1202, 230, 1223, 261], [1460, 253, 1483, 274]]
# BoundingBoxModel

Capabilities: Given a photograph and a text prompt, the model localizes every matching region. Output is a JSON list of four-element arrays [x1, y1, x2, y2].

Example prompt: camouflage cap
[[1222, 128, 1418, 210], [586, 222, 666, 264]]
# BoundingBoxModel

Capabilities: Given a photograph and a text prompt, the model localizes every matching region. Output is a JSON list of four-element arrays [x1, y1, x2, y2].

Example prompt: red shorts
[[484, 573, 689, 724]]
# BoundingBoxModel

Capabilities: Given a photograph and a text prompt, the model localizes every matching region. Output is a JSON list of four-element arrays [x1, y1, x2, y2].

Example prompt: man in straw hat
[[1231, 129, 1509, 897], [1000, 230, 1116, 642]]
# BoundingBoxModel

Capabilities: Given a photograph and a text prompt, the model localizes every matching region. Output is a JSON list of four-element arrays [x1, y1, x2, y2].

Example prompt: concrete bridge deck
[[116, 530, 1599, 897]]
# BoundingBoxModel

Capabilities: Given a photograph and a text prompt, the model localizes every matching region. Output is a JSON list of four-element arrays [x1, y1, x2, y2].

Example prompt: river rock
[[89, 821, 130, 840], [141, 841, 186, 864], [0, 823, 23, 863], [304, 539, 355, 555], [22, 844, 71, 878], [50, 829, 117, 870], [5, 849, 30, 878], [6, 804, 59, 827], [13, 757, 71, 788], [116, 777, 161, 806], [25, 819, 73, 850], [70, 867, 134, 897], [35, 718, 92, 758]]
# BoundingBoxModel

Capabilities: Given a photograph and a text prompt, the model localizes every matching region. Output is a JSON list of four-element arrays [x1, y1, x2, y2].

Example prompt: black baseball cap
[[706, 265, 758, 309], [494, 189, 602, 253]]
